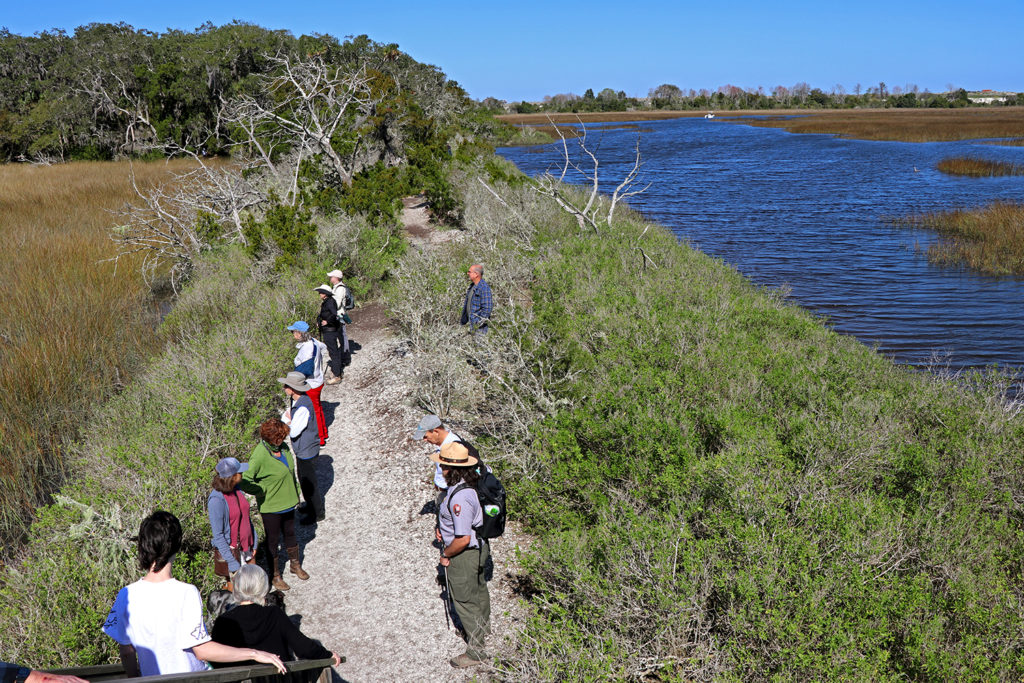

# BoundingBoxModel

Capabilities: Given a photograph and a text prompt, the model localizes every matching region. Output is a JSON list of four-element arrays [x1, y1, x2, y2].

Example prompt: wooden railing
[[45, 657, 340, 682]]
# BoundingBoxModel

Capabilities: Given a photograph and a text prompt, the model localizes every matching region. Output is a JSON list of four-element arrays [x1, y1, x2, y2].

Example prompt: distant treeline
[[483, 82, 1024, 115], [0, 22, 486, 162]]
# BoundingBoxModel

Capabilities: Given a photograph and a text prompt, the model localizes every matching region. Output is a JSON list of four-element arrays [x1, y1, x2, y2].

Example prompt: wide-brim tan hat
[[429, 441, 478, 468], [277, 371, 311, 393], [314, 284, 334, 296]]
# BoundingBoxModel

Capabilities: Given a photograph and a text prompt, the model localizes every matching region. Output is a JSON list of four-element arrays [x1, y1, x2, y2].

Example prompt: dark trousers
[[260, 509, 296, 560], [322, 328, 344, 376], [296, 457, 322, 518]]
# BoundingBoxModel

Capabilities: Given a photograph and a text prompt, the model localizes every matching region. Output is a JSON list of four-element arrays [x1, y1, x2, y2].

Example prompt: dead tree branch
[[532, 118, 649, 234]]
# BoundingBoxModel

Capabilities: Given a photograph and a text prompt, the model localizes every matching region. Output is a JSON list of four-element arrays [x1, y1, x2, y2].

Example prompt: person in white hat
[[278, 371, 325, 526], [326, 269, 352, 367], [314, 285, 343, 384]]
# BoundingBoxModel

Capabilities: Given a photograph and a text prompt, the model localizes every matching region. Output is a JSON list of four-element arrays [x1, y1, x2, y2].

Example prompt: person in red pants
[[287, 321, 328, 446]]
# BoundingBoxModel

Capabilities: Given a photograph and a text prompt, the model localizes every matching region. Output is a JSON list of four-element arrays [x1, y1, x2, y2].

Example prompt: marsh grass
[[936, 156, 1024, 177], [895, 201, 1024, 276], [721, 107, 1024, 142], [0, 160, 196, 554]]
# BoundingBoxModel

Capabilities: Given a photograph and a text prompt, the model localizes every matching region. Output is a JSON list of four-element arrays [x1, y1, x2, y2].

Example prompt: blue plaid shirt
[[463, 279, 493, 329]]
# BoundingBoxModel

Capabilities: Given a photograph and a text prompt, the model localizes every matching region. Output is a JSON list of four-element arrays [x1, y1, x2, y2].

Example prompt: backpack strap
[[445, 482, 470, 518]]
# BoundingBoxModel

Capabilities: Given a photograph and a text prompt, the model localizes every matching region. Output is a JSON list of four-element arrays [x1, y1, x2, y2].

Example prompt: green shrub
[[242, 197, 318, 271]]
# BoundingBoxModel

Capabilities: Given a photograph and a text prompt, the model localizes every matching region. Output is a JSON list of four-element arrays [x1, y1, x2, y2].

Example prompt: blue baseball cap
[[287, 321, 309, 332], [215, 457, 249, 478]]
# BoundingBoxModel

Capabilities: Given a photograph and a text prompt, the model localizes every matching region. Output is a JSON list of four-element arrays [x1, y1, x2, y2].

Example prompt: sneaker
[[449, 653, 483, 668]]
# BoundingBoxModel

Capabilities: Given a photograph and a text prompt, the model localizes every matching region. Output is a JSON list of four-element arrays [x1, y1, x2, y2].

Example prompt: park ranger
[[433, 442, 491, 668]]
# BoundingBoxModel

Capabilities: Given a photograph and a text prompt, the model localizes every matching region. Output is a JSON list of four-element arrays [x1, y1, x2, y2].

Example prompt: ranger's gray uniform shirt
[[439, 485, 483, 548]]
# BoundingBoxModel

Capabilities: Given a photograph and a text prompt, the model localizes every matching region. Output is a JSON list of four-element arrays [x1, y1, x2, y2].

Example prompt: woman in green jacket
[[239, 418, 308, 592]]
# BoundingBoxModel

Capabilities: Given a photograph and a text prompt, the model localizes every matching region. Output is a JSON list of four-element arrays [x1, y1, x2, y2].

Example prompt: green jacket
[[239, 440, 300, 514]]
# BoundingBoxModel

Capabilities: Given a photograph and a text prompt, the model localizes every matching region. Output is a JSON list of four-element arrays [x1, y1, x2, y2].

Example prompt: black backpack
[[447, 467, 507, 540]]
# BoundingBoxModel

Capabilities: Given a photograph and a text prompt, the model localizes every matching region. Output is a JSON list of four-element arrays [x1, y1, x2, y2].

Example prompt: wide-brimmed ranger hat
[[278, 371, 311, 393], [286, 320, 309, 332], [215, 456, 249, 478], [314, 284, 333, 296], [326, 269, 344, 279], [430, 441, 478, 468], [414, 414, 442, 440]]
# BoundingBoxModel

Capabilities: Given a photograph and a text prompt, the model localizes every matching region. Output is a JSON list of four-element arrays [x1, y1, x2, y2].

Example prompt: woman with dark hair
[[208, 457, 258, 591], [433, 443, 491, 669], [212, 564, 341, 678], [239, 418, 307, 592], [103, 511, 286, 677], [314, 284, 343, 384]]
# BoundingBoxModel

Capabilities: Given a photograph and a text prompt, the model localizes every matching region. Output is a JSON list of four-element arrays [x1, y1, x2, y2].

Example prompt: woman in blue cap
[[288, 320, 328, 446], [208, 457, 258, 591]]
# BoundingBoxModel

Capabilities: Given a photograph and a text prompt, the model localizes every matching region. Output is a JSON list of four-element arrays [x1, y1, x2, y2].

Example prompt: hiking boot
[[287, 547, 309, 580], [271, 558, 290, 591], [326, 376, 342, 385], [449, 653, 483, 668]]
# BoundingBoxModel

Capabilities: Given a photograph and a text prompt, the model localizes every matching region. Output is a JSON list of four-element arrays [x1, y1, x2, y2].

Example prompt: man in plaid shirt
[[460, 264, 493, 335]]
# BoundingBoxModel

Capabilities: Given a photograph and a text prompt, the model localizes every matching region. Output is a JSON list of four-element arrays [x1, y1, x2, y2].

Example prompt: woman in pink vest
[[208, 457, 258, 591]]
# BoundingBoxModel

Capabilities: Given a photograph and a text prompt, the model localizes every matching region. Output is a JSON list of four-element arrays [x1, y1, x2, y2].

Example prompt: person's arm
[[439, 535, 470, 566], [238, 448, 263, 496], [294, 341, 316, 377], [289, 406, 309, 438], [478, 282, 493, 323], [272, 607, 334, 661], [207, 495, 240, 573], [190, 641, 286, 674]]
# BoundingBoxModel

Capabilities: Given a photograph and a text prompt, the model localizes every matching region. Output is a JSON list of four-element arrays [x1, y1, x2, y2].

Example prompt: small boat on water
[[704, 112, 715, 119]]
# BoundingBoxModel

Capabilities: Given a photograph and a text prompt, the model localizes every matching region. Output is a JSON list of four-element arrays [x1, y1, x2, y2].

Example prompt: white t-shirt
[[103, 578, 211, 676], [433, 430, 461, 489]]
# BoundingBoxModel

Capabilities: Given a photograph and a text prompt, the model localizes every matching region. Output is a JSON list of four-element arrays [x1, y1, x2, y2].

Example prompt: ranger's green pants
[[448, 542, 491, 660]]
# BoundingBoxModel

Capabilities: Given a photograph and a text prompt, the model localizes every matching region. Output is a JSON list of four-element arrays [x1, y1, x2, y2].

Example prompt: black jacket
[[212, 603, 332, 662], [317, 296, 339, 331]]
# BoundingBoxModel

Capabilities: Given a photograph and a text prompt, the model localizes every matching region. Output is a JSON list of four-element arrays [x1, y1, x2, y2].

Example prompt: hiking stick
[[443, 562, 456, 631]]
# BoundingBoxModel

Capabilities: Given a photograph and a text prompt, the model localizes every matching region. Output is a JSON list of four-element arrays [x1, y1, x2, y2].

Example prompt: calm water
[[498, 118, 1024, 369]]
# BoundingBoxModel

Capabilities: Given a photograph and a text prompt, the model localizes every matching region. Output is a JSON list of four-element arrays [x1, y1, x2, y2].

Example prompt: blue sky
[[5, 1, 1021, 101]]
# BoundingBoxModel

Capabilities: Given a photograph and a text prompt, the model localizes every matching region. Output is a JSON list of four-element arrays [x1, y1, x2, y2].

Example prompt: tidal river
[[498, 118, 1024, 370]]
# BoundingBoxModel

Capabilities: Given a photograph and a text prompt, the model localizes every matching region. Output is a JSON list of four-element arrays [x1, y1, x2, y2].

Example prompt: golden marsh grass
[[720, 107, 1024, 142], [936, 156, 1024, 177], [0, 160, 190, 552], [895, 201, 1024, 276]]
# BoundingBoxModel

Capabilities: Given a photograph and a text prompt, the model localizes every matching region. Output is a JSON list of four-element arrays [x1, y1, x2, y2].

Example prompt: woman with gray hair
[[211, 565, 341, 671]]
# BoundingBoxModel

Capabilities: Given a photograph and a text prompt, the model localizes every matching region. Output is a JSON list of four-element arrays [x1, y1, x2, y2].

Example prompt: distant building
[[968, 90, 1010, 104]]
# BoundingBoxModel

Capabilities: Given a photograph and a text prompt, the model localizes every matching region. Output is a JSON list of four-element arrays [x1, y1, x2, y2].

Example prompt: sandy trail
[[279, 200, 524, 682]]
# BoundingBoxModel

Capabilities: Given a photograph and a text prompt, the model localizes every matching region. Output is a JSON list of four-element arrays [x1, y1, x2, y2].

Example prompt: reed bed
[[895, 201, 1024, 276], [937, 156, 1024, 177], [0, 160, 190, 554], [723, 107, 1024, 142]]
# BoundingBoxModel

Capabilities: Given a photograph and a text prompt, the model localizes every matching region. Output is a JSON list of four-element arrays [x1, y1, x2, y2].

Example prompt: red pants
[[307, 384, 328, 444]]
